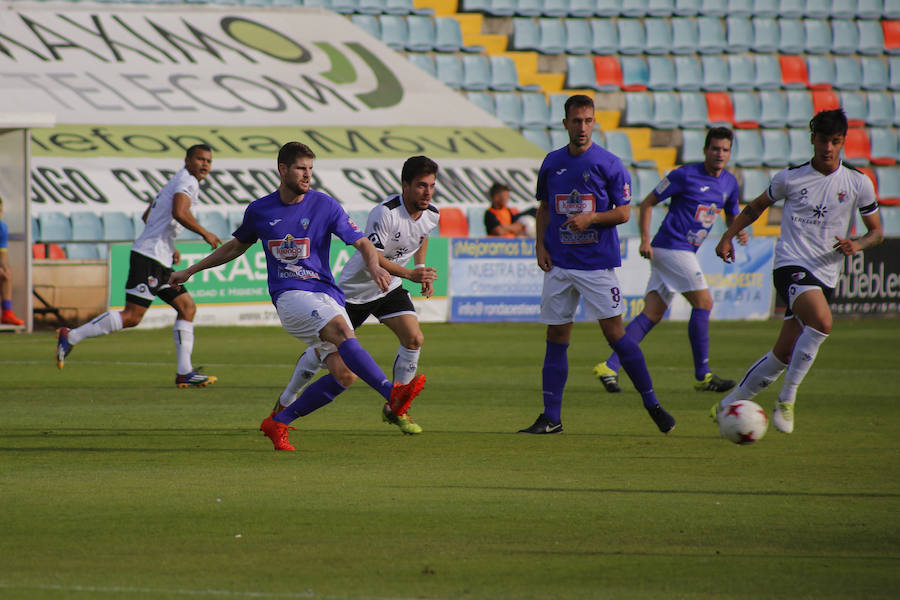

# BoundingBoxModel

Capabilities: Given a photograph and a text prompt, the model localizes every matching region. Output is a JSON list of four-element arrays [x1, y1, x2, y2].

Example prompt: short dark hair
[[488, 182, 510, 199], [185, 144, 212, 159], [809, 109, 848, 137], [563, 94, 594, 118], [401, 155, 439, 184], [278, 142, 316, 167], [704, 127, 733, 149]]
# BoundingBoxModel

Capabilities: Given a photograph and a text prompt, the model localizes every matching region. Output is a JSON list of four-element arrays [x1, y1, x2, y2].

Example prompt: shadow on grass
[[407, 484, 900, 499]]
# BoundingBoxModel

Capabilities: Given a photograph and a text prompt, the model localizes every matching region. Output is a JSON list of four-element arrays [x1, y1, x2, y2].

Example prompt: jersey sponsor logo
[[693, 204, 720, 228], [555, 168, 567, 175], [268, 234, 310, 263], [700, 185, 710, 192], [348, 216, 362, 232], [555, 190, 595, 215], [268, 218, 283, 226], [655, 177, 670, 195], [623, 182, 631, 200], [812, 204, 828, 219]]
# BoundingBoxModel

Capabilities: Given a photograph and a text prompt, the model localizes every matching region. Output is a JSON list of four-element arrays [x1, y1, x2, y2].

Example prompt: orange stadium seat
[[811, 89, 841, 114], [439, 207, 470, 237], [842, 128, 872, 167], [705, 92, 734, 126], [593, 56, 624, 90], [885, 21, 900, 54], [779, 55, 809, 89]]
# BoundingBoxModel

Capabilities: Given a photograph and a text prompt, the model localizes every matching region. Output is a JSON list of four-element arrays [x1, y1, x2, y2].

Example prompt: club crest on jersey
[[147, 276, 158, 288], [623, 182, 631, 200], [268, 234, 310, 264], [583, 171, 590, 182], [838, 190, 847, 203], [556, 190, 595, 215], [301, 218, 310, 229]]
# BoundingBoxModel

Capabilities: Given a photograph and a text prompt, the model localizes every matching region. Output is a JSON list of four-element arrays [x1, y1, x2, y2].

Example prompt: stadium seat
[[726, 54, 755, 91], [869, 128, 898, 165], [680, 92, 709, 128], [843, 128, 872, 167], [541, 0, 569, 17], [537, 18, 566, 54], [38, 212, 72, 242], [697, 16, 726, 53], [811, 89, 841, 114], [621, 0, 651, 17], [831, 20, 858, 55], [648, 0, 676, 16], [491, 56, 535, 91], [605, 130, 656, 168], [671, 17, 699, 54], [705, 92, 734, 126], [617, 19, 646, 55], [886, 0, 900, 19], [590, 0, 621, 16], [65, 243, 101, 260], [69, 212, 103, 242], [890, 57, 900, 91], [880, 205, 900, 232], [834, 57, 862, 91], [439, 207, 469, 237], [674, 55, 703, 91], [861, 57, 889, 91], [515, 0, 543, 17], [866, 91, 894, 127], [521, 127, 552, 152], [751, 0, 779, 17], [494, 92, 523, 128], [674, 0, 701, 15], [330, 0, 360, 14], [779, 0, 805, 18], [778, 18, 804, 55], [840, 91, 868, 127], [701, 55, 729, 91], [701, 0, 730, 17], [652, 92, 681, 128], [785, 90, 814, 127], [547, 94, 568, 128], [884, 20, 900, 54], [434, 54, 463, 89], [739, 168, 770, 202], [386, 0, 431, 15], [679, 128, 707, 163], [465, 207, 489, 237], [732, 91, 761, 128], [197, 212, 230, 240], [876, 167, 900, 204], [177, 223, 201, 240], [807, 55, 835, 90], [512, 18, 540, 51], [787, 127, 811, 165], [644, 18, 673, 55], [566, 55, 601, 90], [549, 128, 569, 148], [350, 14, 380, 39], [725, 17, 753, 53], [857, 20, 885, 55], [733, 129, 764, 167], [779, 55, 809, 89], [408, 53, 436, 78], [751, 18, 778, 53], [624, 93, 655, 127], [759, 90, 788, 128], [648, 56, 676, 90], [521, 92, 550, 128], [593, 56, 624, 91], [436, 17, 478, 53], [565, 19, 592, 54], [462, 55, 491, 91], [622, 56, 650, 91], [379, 15, 408, 50], [894, 92, 900, 126], [753, 54, 782, 91], [480, 0, 515, 16], [761, 129, 789, 167], [227, 211, 244, 234], [825, 0, 854, 20], [102, 212, 134, 241], [467, 91, 495, 115], [634, 168, 662, 202], [590, 19, 618, 54], [804, 18, 831, 54]]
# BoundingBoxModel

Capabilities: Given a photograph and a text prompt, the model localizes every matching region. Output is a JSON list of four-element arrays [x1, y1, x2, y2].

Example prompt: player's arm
[[353, 236, 391, 292], [716, 191, 774, 263], [169, 238, 252, 286], [0, 249, 9, 279], [535, 200, 552, 272], [833, 211, 884, 256], [172, 192, 222, 250], [725, 212, 750, 246], [413, 239, 435, 297], [637, 192, 659, 259]]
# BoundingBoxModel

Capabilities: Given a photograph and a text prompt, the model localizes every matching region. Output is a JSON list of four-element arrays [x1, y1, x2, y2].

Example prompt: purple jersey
[[233, 189, 364, 305], [650, 162, 740, 252], [535, 143, 632, 270]]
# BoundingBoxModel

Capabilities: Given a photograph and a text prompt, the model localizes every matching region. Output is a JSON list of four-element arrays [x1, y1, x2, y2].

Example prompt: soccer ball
[[718, 400, 769, 445], [517, 214, 537, 237]]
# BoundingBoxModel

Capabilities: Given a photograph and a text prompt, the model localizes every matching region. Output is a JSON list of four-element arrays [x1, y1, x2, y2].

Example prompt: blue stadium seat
[[869, 128, 899, 164], [674, 0, 701, 15], [617, 19, 646, 54], [762, 129, 789, 167], [644, 18, 672, 54], [590, 0, 620, 17], [876, 168, 900, 204], [727, 54, 755, 91], [547, 94, 569, 129], [785, 90, 814, 128], [840, 91, 868, 126], [407, 53, 436, 77], [436, 17, 479, 52], [330, 0, 360, 14], [648, 0, 676, 16], [625, 92, 655, 127], [808, 55, 835, 89], [779, 0, 805, 17], [802, 0, 833, 18], [198, 212, 230, 240], [565, 55, 601, 90], [521, 127, 552, 152], [754, 54, 782, 90], [857, 20, 885, 55], [878, 206, 900, 235], [787, 128, 811, 165], [886, 0, 900, 19], [634, 167, 662, 203], [697, 16, 726, 53], [465, 207, 488, 237], [386, 0, 432, 15], [834, 57, 862, 91], [541, 0, 570, 17], [778, 18, 804, 55], [379, 15, 408, 50], [861, 57, 889, 91], [565, 19, 592, 54], [701, 55, 729, 91], [733, 129, 764, 167], [751, 0, 779, 17], [652, 92, 681, 128], [481, 0, 515, 15], [670, 17, 699, 54], [467, 91, 495, 116], [674, 55, 703, 90], [758, 90, 787, 128], [461, 55, 490, 91], [177, 223, 201, 241], [537, 18, 566, 54], [521, 92, 550, 128], [889, 57, 900, 91], [680, 92, 709, 128], [680, 128, 707, 163], [701, 0, 730, 16], [622, 56, 650, 90], [356, 0, 386, 15], [804, 18, 831, 54], [102, 211, 135, 241], [739, 168, 770, 202], [732, 91, 761, 128], [350, 14, 380, 39], [590, 19, 618, 54], [512, 18, 540, 51], [494, 93, 523, 128], [228, 212, 244, 235], [826, 0, 855, 19], [621, 0, 650, 17], [831, 20, 858, 55], [894, 92, 900, 126], [725, 17, 753, 53], [65, 243, 101, 260], [606, 130, 656, 168], [70, 212, 103, 242], [549, 128, 570, 148], [491, 55, 537, 91], [648, 56, 676, 90], [751, 18, 778, 53], [867, 91, 894, 127], [434, 54, 463, 89], [515, 0, 543, 16]]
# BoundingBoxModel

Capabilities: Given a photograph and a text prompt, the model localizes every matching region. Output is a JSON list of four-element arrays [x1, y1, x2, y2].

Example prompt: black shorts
[[124, 251, 187, 308], [773, 266, 834, 318], [345, 285, 415, 329]]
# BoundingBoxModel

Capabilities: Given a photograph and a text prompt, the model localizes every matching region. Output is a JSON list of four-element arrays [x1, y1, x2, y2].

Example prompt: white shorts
[[540, 266, 624, 324], [645, 247, 708, 306], [275, 290, 351, 358]]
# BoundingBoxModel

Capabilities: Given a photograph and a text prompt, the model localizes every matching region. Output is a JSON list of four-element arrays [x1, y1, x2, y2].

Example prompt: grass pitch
[[1, 319, 898, 599]]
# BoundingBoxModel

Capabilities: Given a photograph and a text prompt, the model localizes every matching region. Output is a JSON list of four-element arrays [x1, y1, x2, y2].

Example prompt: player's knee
[[403, 331, 424, 350], [334, 369, 357, 387], [120, 311, 142, 328]]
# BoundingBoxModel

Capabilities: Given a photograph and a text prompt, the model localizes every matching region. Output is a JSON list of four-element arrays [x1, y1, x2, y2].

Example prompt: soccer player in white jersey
[[169, 142, 426, 451], [272, 155, 440, 435], [594, 127, 747, 394], [713, 109, 883, 433], [55, 145, 223, 388]]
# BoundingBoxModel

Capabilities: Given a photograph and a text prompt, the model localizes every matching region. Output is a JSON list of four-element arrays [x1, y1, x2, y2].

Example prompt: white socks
[[720, 351, 788, 409], [279, 346, 324, 407], [778, 326, 828, 404], [392, 345, 420, 384], [173, 320, 194, 375], [68, 310, 123, 345]]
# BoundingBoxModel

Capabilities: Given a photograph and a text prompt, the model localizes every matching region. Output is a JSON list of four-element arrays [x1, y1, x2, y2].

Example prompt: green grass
[[1, 320, 898, 599]]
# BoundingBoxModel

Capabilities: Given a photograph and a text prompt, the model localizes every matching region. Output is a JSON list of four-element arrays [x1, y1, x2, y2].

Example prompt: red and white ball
[[718, 400, 769, 445]]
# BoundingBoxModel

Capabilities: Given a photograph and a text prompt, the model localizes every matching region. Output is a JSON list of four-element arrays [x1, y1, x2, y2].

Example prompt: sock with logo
[[392, 345, 420, 385], [778, 326, 828, 404], [279, 346, 324, 407], [173, 320, 195, 375], [68, 311, 123, 346], [718, 351, 788, 410]]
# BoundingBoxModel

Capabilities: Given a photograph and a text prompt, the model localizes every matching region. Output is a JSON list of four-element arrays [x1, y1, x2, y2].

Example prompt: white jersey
[[767, 161, 878, 287], [131, 168, 200, 267], [338, 194, 440, 304]]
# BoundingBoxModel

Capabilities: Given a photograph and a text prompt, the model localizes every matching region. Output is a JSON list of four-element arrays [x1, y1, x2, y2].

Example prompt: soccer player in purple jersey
[[594, 127, 747, 394], [518, 95, 676, 435], [713, 109, 882, 434], [169, 142, 426, 451]]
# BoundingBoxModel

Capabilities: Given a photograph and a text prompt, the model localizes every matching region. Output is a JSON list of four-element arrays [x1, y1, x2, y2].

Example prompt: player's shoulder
[[381, 194, 403, 210], [840, 162, 871, 183]]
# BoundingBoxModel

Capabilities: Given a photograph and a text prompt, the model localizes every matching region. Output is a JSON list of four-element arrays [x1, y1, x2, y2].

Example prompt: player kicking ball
[[270, 156, 440, 435], [169, 142, 425, 451]]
